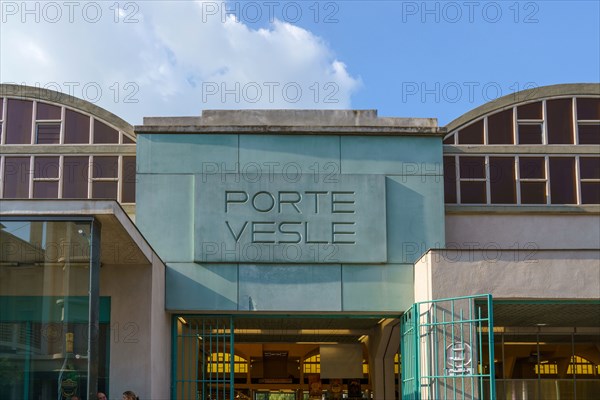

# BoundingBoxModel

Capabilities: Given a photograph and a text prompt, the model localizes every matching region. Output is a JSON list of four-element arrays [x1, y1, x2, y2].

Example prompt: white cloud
[[0, 1, 360, 124]]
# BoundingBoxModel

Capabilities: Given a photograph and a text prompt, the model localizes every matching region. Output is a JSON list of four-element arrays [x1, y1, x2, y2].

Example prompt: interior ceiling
[[184, 316, 394, 344], [488, 303, 600, 328]]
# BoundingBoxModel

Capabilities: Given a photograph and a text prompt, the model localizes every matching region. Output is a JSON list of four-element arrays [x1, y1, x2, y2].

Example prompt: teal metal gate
[[172, 316, 235, 400], [401, 295, 496, 400]]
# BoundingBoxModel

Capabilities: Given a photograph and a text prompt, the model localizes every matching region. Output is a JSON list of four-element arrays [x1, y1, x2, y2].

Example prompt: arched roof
[[445, 83, 600, 135], [0, 83, 134, 139]]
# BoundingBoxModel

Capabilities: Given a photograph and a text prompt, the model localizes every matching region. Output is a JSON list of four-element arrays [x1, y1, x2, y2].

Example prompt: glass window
[[460, 181, 487, 204], [36, 102, 61, 120], [122, 135, 135, 144], [93, 120, 119, 144], [580, 157, 600, 204], [576, 98, 600, 120], [521, 182, 547, 204], [63, 156, 89, 198], [6, 99, 33, 144], [549, 157, 576, 204], [460, 157, 486, 179], [33, 156, 60, 199], [443, 156, 457, 203], [518, 124, 543, 144], [92, 157, 118, 179], [303, 354, 320, 373], [489, 157, 516, 204], [121, 156, 136, 203], [458, 120, 484, 144], [64, 109, 90, 144], [3, 157, 30, 198], [36, 123, 61, 144], [92, 181, 118, 199], [520, 157, 545, 179], [519, 157, 547, 204], [547, 99, 574, 144], [0, 220, 92, 399], [34, 156, 60, 179], [488, 109, 514, 144], [518, 101, 542, 120], [580, 157, 600, 179], [578, 123, 600, 144]]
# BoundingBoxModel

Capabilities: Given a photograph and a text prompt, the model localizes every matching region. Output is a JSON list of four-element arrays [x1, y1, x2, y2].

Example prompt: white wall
[[415, 249, 600, 300], [446, 214, 600, 249], [101, 259, 170, 400]]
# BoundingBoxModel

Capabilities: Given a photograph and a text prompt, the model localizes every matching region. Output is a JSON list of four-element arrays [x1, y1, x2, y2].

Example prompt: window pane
[[63, 156, 89, 198], [489, 157, 516, 204], [488, 109, 514, 144], [0, 97, 3, 117], [580, 157, 600, 179], [520, 182, 547, 204], [93, 120, 119, 144], [459, 157, 486, 179], [36, 123, 61, 144], [3, 157, 30, 198], [520, 157, 545, 179], [92, 157, 118, 178], [122, 135, 135, 144], [458, 120, 484, 144], [547, 98, 574, 144], [518, 124, 543, 144], [549, 157, 576, 204], [443, 156, 457, 203], [34, 156, 60, 179], [64, 109, 90, 144], [33, 181, 59, 198], [578, 124, 600, 144], [122, 156, 136, 203], [6, 99, 33, 144], [36, 102, 61, 120], [460, 181, 486, 204], [92, 181, 118, 199], [518, 101, 542, 120], [581, 182, 600, 204], [576, 98, 600, 120]]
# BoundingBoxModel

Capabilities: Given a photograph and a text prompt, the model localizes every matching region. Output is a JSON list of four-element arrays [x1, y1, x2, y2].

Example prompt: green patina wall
[[136, 133, 444, 312]]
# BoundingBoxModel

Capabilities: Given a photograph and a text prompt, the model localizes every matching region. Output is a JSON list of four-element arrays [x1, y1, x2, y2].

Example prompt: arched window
[[303, 354, 320, 374], [443, 87, 600, 206], [1, 88, 137, 207], [207, 352, 248, 374], [567, 355, 596, 375]]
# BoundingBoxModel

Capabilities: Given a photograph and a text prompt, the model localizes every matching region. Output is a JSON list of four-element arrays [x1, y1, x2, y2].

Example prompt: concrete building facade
[[0, 83, 598, 400]]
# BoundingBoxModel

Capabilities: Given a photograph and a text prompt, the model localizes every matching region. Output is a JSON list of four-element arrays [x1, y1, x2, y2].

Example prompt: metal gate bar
[[401, 294, 495, 400], [172, 316, 234, 400]]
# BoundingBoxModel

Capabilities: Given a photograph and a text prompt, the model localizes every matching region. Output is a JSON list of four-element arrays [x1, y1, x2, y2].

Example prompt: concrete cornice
[[445, 83, 600, 133], [135, 124, 445, 136], [445, 204, 600, 214], [0, 83, 135, 137], [136, 109, 444, 136]]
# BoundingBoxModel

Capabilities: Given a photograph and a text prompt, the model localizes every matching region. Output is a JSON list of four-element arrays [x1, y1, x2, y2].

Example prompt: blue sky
[[1, 1, 599, 125]]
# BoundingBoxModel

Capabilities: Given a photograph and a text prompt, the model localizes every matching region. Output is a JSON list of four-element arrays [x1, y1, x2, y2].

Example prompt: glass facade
[[0, 218, 104, 400]]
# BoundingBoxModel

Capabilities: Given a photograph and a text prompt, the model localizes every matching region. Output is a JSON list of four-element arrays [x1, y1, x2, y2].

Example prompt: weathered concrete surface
[[138, 109, 443, 135]]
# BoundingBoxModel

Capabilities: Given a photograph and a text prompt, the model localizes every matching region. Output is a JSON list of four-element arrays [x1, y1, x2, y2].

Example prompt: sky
[[1, 0, 599, 125]]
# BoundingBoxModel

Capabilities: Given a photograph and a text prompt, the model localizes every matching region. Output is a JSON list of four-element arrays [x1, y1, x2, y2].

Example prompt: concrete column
[[367, 320, 400, 400]]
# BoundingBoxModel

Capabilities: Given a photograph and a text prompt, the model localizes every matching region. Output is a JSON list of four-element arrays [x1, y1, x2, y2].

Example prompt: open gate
[[172, 316, 235, 400], [401, 295, 496, 400]]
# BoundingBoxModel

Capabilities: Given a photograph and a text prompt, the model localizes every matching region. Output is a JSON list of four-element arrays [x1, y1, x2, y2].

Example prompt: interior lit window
[[303, 354, 320, 373], [207, 352, 248, 374]]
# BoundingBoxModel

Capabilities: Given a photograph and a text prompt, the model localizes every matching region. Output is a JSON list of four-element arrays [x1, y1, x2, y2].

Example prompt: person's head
[[97, 392, 107, 400], [122, 391, 137, 400]]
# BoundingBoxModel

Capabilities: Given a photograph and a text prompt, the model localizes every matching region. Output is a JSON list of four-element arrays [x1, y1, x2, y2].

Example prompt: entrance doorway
[[171, 315, 401, 399]]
